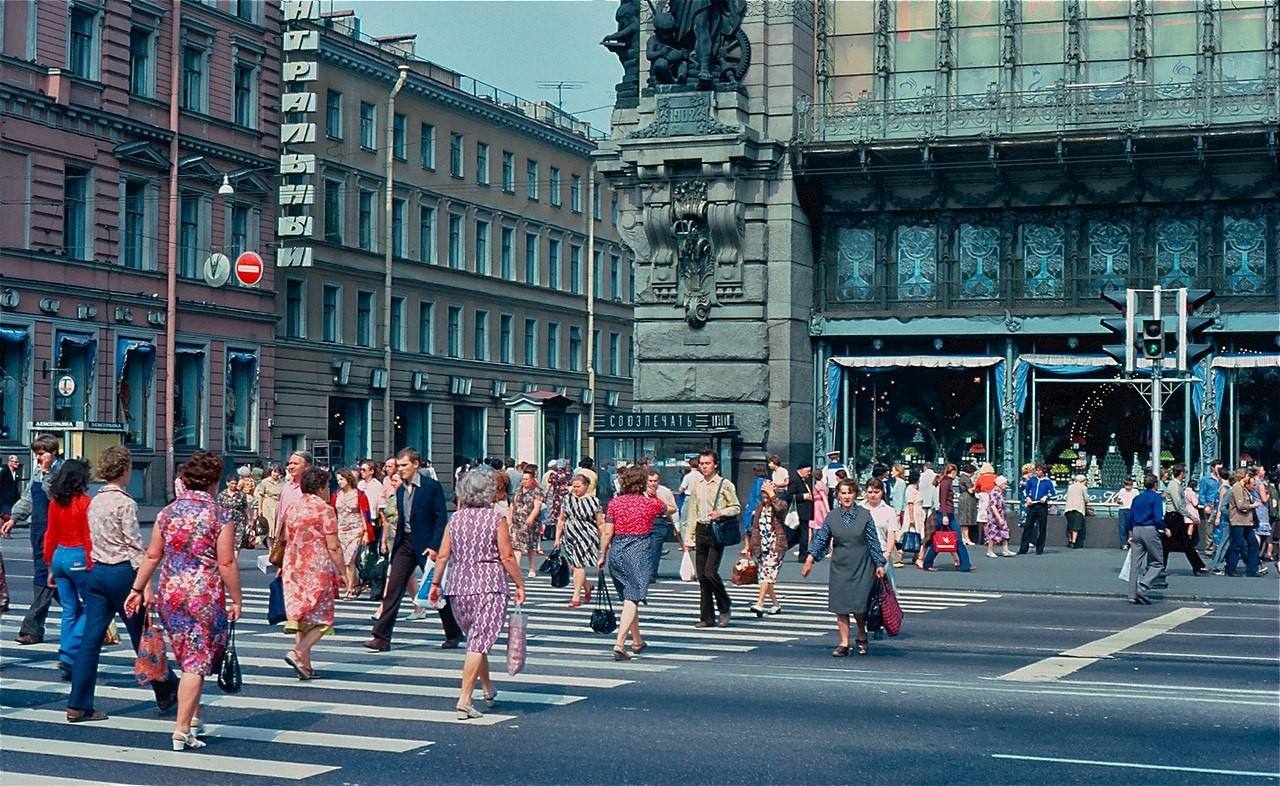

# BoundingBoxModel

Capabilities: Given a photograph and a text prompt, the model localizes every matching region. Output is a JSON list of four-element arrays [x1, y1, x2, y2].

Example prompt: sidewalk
[[655, 544, 1280, 605]]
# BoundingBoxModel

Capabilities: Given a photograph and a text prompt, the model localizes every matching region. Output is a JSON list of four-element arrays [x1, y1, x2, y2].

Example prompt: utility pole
[[586, 164, 596, 460], [1149, 286, 1163, 478], [382, 65, 409, 458]]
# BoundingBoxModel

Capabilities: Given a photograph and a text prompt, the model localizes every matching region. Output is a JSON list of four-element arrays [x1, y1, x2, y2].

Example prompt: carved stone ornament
[[628, 92, 740, 138], [672, 181, 717, 324]]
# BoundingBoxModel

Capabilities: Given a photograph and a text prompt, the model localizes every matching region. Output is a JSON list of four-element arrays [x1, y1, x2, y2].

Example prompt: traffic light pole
[[1149, 286, 1162, 479]]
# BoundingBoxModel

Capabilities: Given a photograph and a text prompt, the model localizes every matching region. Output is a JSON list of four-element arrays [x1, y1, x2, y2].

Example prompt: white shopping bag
[[1118, 551, 1131, 582], [679, 550, 695, 582]]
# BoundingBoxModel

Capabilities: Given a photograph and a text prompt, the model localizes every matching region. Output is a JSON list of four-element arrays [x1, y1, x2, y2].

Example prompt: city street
[[2, 545, 1276, 785]]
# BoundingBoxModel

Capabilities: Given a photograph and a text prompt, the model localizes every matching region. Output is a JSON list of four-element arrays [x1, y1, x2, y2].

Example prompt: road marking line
[[1000, 606, 1211, 682], [1, 679, 515, 725], [992, 753, 1280, 779], [0, 706, 432, 752], [0, 735, 337, 779], [0, 774, 138, 786]]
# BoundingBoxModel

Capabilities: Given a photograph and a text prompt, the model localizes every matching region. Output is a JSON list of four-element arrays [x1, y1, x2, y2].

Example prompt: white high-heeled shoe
[[172, 730, 206, 751], [190, 717, 206, 737]]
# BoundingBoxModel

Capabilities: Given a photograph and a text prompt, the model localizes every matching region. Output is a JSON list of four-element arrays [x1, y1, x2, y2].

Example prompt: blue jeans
[[923, 519, 972, 571], [650, 518, 671, 582], [1118, 509, 1131, 546], [50, 545, 89, 667], [69, 562, 177, 712], [1225, 526, 1260, 575]]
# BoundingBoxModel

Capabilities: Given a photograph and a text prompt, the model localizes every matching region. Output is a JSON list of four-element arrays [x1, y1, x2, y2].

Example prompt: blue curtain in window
[[116, 338, 155, 443], [827, 357, 1006, 430], [0, 326, 29, 345], [226, 350, 258, 451]]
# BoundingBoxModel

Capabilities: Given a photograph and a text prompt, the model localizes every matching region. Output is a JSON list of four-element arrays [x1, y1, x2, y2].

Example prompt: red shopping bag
[[932, 529, 958, 554], [879, 578, 903, 637], [134, 611, 170, 686]]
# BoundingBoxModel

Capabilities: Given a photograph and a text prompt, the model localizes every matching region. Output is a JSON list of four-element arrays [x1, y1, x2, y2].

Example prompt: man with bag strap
[[365, 448, 462, 651], [787, 463, 815, 564], [681, 450, 741, 628]]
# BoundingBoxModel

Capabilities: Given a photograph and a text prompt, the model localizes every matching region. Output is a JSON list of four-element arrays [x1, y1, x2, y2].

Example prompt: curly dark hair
[[179, 451, 225, 492], [617, 465, 648, 495], [335, 467, 357, 488], [300, 466, 330, 495], [96, 445, 132, 482], [48, 459, 91, 506]]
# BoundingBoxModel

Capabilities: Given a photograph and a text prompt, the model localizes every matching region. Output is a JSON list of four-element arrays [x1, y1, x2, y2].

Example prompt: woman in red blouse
[[600, 466, 671, 661], [44, 459, 93, 680]]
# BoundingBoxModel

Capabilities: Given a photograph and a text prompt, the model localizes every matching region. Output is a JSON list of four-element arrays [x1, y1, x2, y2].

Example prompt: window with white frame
[[392, 197, 406, 258], [447, 305, 462, 358], [502, 151, 514, 192], [526, 159, 538, 200], [121, 179, 152, 270], [500, 226, 514, 280], [418, 300, 434, 354], [569, 326, 581, 371], [547, 322, 560, 369], [173, 345, 205, 448], [473, 310, 489, 361], [450, 133, 464, 178], [476, 143, 489, 185], [475, 218, 491, 275], [323, 178, 343, 244], [609, 254, 621, 300], [609, 332, 621, 376], [225, 349, 258, 452], [499, 314, 513, 363], [524, 231, 538, 284], [550, 167, 561, 207], [448, 213, 464, 269], [232, 61, 257, 128], [392, 113, 406, 160], [227, 203, 258, 270], [326, 90, 343, 140], [523, 318, 537, 366], [177, 193, 204, 278], [285, 279, 306, 338], [67, 5, 99, 80], [359, 102, 376, 150], [570, 174, 582, 212], [180, 45, 207, 112], [128, 25, 154, 97], [420, 123, 435, 169], [116, 338, 156, 448], [390, 296, 405, 351], [356, 290, 374, 347], [419, 203, 436, 263], [64, 166, 91, 260], [548, 238, 561, 290], [569, 244, 582, 294], [322, 284, 341, 342], [357, 187, 375, 251]]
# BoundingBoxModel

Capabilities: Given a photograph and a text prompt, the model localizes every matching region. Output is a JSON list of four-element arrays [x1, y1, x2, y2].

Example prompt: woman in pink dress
[[127, 451, 242, 751], [281, 467, 344, 680], [330, 468, 371, 599]]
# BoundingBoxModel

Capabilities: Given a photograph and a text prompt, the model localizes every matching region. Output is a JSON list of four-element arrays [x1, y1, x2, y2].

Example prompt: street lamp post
[[586, 165, 596, 460], [163, 0, 183, 497], [382, 65, 409, 459]]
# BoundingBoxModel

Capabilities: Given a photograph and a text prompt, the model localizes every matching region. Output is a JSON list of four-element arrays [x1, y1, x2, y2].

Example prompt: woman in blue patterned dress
[[600, 467, 669, 661], [127, 451, 243, 751], [510, 469, 545, 578], [427, 469, 525, 720], [554, 473, 604, 607]]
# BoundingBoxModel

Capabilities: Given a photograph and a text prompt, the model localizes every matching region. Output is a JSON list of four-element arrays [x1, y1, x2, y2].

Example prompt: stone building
[[0, 0, 281, 503], [597, 0, 1279, 484], [271, 11, 634, 479]]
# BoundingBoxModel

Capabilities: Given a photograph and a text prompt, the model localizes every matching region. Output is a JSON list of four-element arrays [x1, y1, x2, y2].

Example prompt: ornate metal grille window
[[1221, 214, 1266, 295], [958, 223, 1000, 299], [1087, 221, 1130, 294], [1155, 218, 1198, 288], [895, 225, 937, 300], [1022, 223, 1064, 298], [834, 226, 876, 302]]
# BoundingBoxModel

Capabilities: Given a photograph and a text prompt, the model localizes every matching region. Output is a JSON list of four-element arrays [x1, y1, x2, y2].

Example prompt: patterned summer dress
[[443, 507, 510, 654], [561, 492, 602, 569], [985, 490, 1010, 543], [217, 486, 249, 552], [156, 491, 231, 675], [510, 484, 545, 552], [331, 488, 367, 564], [282, 494, 339, 634]]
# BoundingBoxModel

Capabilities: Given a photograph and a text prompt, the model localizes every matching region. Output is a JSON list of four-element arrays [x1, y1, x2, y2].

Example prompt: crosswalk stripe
[[5, 659, 586, 707], [0, 773, 137, 786], [2, 678, 515, 726], [0, 705, 432, 752], [0, 735, 338, 780]]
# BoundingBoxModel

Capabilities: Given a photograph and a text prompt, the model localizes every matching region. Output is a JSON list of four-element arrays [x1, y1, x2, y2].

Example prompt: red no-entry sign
[[235, 252, 264, 286]]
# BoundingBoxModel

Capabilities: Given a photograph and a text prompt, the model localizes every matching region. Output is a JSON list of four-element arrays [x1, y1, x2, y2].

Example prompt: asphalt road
[[1, 544, 1276, 786]]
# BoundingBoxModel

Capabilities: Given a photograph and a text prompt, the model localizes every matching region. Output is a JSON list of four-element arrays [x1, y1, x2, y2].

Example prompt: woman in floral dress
[[510, 469, 545, 578], [554, 474, 603, 606], [742, 480, 789, 616], [984, 475, 1014, 558], [330, 468, 371, 599], [217, 477, 250, 553], [281, 467, 344, 680], [544, 461, 573, 535], [127, 451, 242, 751]]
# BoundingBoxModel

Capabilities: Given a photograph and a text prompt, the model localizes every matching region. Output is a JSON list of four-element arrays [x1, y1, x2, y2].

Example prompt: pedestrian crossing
[[0, 569, 998, 784]]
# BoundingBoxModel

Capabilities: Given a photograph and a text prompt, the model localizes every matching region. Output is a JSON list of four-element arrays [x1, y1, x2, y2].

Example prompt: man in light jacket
[[682, 450, 741, 629]]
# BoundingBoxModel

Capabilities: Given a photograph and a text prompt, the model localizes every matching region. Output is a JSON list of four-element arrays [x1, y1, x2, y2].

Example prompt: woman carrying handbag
[[801, 478, 887, 656], [740, 481, 788, 617]]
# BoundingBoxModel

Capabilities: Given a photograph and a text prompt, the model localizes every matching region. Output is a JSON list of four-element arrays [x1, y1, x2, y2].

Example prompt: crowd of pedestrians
[[1, 432, 1276, 745]]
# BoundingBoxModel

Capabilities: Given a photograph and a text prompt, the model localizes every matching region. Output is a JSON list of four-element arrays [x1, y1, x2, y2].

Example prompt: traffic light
[[1178, 288, 1215, 371], [1140, 319, 1165, 359], [1100, 289, 1134, 372]]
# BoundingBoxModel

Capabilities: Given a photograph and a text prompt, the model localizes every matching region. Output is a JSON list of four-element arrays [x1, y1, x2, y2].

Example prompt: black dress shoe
[[14, 634, 43, 645], [363, 637, 392, 651], [439, 638, 461, 649], [156, 689, 178, 713], [58, 664, 73, 682]]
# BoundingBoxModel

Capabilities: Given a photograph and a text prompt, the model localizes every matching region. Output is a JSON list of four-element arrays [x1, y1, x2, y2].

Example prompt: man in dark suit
[[365, 447, 462, 651], [0, 454, 21, 517]]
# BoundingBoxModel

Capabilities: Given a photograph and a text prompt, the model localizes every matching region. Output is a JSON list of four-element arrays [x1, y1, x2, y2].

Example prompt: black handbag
[[709, 479, 742, 547], [216, 621, 242, 693], [549, 550, 570, 589], [864, 581, 884, 634], [588, 570, 617, 634]]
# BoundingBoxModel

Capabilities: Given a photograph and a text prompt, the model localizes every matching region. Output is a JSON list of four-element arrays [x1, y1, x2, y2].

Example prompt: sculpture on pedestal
[[602, 0, 641, 107], [642, 0, 750, 89]]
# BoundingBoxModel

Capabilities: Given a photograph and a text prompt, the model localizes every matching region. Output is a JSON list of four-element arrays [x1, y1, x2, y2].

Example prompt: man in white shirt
[[821, 451, 846, 489], [681, 451, 741, 628], [919, 461, 938, 520], [646, 471, 679, 583], [767, 454, 790, 489]]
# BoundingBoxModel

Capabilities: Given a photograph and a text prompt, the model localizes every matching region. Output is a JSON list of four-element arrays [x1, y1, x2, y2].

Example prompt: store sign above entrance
[[594, 412, 736, 432]]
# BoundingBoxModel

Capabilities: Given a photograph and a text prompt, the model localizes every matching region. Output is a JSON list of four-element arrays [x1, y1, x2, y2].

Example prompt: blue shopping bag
[[267, 575, 287, 625]]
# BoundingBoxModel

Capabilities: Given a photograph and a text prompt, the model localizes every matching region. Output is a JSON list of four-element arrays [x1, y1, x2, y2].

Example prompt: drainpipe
[[586, 165, 596, 459], [164, 0, 182, 497], [382, 65, 409, 458]]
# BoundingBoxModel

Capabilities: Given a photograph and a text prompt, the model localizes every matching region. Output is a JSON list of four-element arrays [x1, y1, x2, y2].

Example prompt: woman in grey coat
[[801, 478, 887, 656]]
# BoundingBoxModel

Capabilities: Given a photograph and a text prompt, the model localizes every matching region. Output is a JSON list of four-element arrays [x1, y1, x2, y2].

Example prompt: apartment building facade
[[0, 0, 281, 503], [273, 12, 634, 478]]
